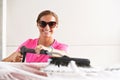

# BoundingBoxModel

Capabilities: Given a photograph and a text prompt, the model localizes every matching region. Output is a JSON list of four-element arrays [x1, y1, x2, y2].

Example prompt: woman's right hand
[[2, 52, 23, 62]]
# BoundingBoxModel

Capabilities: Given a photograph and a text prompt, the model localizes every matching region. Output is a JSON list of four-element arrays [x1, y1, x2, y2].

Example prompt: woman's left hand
[[35, 44, 48, 54]]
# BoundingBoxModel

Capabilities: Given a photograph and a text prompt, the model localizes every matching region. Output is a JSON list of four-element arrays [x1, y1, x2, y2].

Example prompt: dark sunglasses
[[39, 21, 57, 28]]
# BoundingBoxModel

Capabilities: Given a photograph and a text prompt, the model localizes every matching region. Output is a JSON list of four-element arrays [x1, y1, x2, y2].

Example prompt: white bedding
[[0, 62, 120, 80]]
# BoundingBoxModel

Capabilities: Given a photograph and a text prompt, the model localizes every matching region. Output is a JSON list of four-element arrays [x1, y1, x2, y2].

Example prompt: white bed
[[0, 62, 120, 80]]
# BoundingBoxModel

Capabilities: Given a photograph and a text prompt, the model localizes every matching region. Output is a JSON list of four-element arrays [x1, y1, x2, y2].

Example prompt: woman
[[2, 10, 68, 62]]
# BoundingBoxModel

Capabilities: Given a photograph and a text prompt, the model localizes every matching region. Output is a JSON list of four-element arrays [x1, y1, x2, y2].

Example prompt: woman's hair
[[36, 10, 58, 24]]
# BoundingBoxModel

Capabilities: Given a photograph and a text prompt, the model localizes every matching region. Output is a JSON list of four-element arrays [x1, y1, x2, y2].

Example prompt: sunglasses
[[39, 21, 57, 28]]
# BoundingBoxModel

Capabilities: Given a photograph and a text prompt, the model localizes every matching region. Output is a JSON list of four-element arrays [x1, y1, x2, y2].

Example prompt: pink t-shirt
[[17, 38, 68, 62]]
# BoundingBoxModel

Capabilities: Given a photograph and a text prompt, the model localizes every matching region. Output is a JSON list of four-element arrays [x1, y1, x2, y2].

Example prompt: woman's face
[[37, 15, 57, 38]]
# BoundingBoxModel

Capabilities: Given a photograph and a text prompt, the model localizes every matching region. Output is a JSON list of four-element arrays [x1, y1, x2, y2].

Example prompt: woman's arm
[[35, 45, 69, 57], [2, 52, 23, 62]]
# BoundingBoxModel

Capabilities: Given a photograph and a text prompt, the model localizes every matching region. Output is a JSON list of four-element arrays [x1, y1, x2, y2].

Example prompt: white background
[[4, 0, 120, 67], [0, 0, 2, 60]]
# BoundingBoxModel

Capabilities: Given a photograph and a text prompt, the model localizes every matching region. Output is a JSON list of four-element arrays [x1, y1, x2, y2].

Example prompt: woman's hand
[[35, 44, 50, 54], [2, 52, 23, 62], [35, 44, 68, 57]]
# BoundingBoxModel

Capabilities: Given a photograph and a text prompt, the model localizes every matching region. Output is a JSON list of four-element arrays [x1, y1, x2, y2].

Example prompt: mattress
[[0, 62, 120, 80]]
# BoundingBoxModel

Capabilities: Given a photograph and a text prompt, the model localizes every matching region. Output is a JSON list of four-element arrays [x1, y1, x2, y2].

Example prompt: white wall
[[0, 0, 2, 60], [5, 0, 120, 67]]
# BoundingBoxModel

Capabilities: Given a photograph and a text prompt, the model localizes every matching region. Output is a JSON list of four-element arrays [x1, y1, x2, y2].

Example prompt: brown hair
[[36, 10, 58, 24]]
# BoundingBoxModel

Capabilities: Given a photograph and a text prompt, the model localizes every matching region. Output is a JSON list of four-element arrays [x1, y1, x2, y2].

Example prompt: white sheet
[[44, 64, 120, 80], [0, 62, 48, 80], [0, 62, 120, 80]]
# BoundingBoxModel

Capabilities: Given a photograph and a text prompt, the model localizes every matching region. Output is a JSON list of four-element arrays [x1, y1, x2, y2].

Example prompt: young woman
[[2, 10, 68, 62]]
